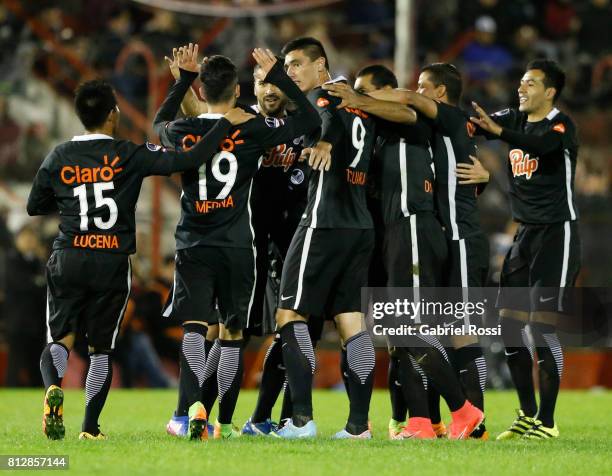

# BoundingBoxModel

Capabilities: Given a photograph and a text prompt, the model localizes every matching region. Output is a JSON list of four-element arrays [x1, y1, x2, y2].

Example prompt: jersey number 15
[[73, 182, 118, 231]]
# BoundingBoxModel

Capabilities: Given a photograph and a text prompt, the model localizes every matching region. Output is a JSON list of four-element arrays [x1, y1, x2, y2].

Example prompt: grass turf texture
[[1, 389, 610, 476]]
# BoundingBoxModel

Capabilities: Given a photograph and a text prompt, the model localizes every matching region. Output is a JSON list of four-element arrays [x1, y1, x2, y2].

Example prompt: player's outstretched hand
[[322, 83, 361, 109], [176, 43, 200, 73], [456, 155, 490, 184], [470, 101, 502, 136], [224, 107, 256, 126], [252, 48, 277, 76], [164, 48, 180, 80], [301, 141, 332, 172]]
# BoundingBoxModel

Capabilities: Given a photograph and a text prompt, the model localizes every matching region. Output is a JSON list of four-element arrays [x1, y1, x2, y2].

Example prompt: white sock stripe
[[203, 340, 221, 381], [521, 328, 535, 361], [182, 333, 206, 387], [408, 354, 428, 390], [50, 344, 69, 378], [294, 323, 315, 373], [263, 340, 277, 368], [217, 347, 241, 400], [417, 334, 449, 361], [474, 356, 487, 392], [346, 333, 375, 385], [543, 333, 564, 377], [85, 354, 110, 405]]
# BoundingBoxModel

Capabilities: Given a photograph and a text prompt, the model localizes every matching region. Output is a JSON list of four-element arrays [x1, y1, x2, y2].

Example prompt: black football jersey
[[27, 122, 232, 254], [375, 117, 435, 225], [431, 102, 483, 239], [300, 83, 377, 229], [488, 107, 578, 224], [154, 63, 320, 250], [250, 105, 308, 253]]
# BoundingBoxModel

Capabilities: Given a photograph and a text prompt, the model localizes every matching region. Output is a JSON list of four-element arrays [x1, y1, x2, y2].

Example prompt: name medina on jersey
[[509, 148, 538, 180]]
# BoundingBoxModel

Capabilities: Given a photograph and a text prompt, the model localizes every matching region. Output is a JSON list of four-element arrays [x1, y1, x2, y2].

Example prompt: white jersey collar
[[71, 133, 114, 141], [197, 112, 224, 119]]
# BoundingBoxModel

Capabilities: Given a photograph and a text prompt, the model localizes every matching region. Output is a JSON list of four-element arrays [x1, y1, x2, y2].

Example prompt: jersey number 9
[[349, 116, 366, 168]]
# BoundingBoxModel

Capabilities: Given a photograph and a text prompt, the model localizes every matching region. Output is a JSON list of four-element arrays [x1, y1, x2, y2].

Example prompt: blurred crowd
[[0, 0, 610, 387]]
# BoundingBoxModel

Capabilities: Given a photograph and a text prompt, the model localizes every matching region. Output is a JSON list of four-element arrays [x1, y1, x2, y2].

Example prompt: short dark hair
[[281, 37, 329, 70], [356, 64, 398, 89], [421, 63, 462, 105], [526, 59, 565, 101], [74, 80, 117, 130], [199, 55, 238, 104]]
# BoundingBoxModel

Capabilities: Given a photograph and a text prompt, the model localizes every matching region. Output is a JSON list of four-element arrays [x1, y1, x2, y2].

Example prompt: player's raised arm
[[368, 88, 439, 120], [164, 46, 206, 117], [153, 43, 202, 138], [27, 153, 58, 216], [471, 101, 565, 156], [144, 107, 254, 176], [323, 82, 417, 125]]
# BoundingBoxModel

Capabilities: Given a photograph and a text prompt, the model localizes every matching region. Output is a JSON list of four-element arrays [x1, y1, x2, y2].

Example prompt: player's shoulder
[[162, 115, 218, 137], [546, 108, 576, 134], [308, 83, 341, 109], [242, 114, 288, 135]]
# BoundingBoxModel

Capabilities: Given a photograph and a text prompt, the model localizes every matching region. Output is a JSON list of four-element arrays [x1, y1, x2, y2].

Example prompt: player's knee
[[276, 308, 306, 328], [220, 326, 243, 340], [451, 334, 478, 349], [500, 308, 529, 322], [206, 324, 220, 340], [57, 333, 76, 351], [88, 346, 113, 355], [334, 312, 363, 341]]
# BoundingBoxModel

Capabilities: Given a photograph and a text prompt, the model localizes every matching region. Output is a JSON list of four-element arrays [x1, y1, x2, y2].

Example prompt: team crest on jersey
[[493, 108, 511, 116], [265, 117, 285, 128], [290, 168, 305, 185], [509, 148, 538, 180], [146, 141, 163, 152]]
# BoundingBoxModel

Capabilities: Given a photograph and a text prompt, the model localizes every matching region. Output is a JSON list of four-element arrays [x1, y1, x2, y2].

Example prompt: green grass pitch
[[1, 389, 610, 475]]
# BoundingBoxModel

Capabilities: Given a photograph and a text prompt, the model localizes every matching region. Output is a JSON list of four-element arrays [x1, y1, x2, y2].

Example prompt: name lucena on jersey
[[494, 107, 579, 224]]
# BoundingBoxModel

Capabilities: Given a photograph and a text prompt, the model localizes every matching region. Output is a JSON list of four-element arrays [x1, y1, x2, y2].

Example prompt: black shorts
[[383, 213, 448, 287], [279, 226, 375, 317], [445, 232, 490, 287], [45, 248, 131, 350], [162, 246, 255, 332], [497, 221, 581, 313]]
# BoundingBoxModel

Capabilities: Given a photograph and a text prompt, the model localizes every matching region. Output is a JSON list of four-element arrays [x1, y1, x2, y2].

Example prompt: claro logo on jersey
[[261, 143, 297, 171], [182, 130, 244, 152], [61, 155, 123, 184], [509, 148, 538, 179]]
